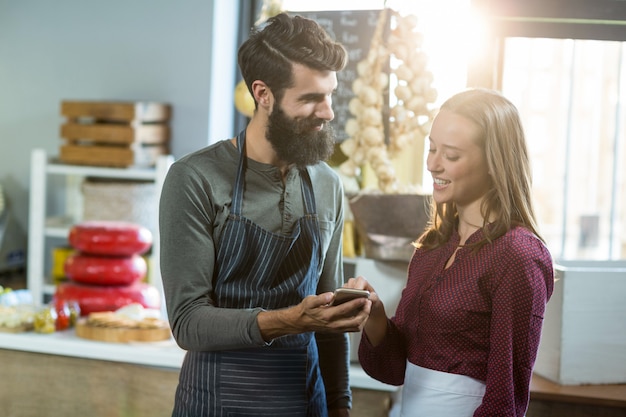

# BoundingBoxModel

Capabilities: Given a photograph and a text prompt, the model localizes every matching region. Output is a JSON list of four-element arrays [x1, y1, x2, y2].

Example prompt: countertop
[[3, 329, 625, 408], [0, 329, 398, 392]]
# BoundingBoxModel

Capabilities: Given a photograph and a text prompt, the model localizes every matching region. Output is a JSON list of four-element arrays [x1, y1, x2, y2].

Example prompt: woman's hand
[[343, 276, 388, 347]]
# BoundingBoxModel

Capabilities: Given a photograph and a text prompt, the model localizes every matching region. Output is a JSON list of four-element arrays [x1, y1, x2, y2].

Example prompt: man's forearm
[[257, 307, 303, 341]]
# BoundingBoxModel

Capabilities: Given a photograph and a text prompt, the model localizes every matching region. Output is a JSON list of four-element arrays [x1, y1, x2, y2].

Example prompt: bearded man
[[159, 13, 371, 417]]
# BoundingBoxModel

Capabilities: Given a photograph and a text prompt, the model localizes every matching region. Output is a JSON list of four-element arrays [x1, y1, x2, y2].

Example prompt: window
[[501, 38, 626, 260], [477, 0, 626, 260]]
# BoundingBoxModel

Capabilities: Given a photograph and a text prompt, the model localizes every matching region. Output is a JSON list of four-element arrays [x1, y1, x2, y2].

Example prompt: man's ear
[[251, 80, 273, 110]]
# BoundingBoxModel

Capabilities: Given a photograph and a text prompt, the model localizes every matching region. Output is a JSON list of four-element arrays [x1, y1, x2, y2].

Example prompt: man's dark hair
[[238, 13, 348, 105]]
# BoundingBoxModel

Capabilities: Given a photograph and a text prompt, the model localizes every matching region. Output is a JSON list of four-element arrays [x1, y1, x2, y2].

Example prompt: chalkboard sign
[[297, 10, 387, 142]]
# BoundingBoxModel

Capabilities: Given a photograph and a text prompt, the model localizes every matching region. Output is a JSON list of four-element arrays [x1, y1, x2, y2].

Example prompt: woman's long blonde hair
[[416, 88, 543, 251]]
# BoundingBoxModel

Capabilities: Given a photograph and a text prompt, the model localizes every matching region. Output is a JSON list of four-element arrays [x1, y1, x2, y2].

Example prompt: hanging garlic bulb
[[340, 8, 438, 194], [255, 0, 285, 25]]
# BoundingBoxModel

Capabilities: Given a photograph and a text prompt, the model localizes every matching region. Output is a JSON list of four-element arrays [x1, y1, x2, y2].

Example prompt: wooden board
[[0, 324, 33, 333], [61, 122, 170, 145], [75, 318, 171, 343], [59, 143, 168, 167], [61, 101, 171, 123]]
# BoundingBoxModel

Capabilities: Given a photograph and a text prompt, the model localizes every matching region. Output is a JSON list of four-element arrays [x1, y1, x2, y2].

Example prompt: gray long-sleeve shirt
[[159, 138, 351, 408]]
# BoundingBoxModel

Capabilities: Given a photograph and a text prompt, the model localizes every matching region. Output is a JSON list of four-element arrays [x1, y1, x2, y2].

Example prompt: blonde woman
[[349, 88, 554, 416]]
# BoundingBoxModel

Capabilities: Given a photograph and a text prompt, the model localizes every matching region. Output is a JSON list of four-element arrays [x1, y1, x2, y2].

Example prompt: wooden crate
[[61, 101, 171, 123], [61, 122, 169, 145], [59, 143, 168, 168], [58, 100, 171, 167]]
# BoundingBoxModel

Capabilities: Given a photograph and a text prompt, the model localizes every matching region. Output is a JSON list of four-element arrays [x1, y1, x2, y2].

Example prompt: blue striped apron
[[172, 130, 327, 417]]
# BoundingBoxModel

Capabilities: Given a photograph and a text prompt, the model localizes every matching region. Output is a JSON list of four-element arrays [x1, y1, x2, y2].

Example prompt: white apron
[[400, 362, 486, 417]]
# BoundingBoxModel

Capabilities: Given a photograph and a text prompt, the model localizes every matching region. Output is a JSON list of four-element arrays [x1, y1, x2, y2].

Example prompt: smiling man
[[159, 13, 371, 417]]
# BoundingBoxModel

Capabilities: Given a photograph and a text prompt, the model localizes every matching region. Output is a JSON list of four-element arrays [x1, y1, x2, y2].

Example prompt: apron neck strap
[[232, 130, 247, 215]]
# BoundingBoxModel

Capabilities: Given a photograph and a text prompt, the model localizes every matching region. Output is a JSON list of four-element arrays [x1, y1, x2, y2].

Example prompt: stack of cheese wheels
[[54, 221, 160, 316]]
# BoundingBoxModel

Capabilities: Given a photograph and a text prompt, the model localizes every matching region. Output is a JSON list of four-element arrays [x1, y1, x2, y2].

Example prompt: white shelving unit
[[27, 148, 174, 306]]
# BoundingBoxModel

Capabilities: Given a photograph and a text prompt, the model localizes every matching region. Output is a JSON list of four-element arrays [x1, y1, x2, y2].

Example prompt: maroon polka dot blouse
[[359, 226, 554, 416]]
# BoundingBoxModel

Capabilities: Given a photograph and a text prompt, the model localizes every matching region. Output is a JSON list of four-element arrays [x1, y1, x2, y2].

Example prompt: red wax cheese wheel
[[64, 253, 147, 286], [54, 281, 161, 316], [68, 221, 153, 256]]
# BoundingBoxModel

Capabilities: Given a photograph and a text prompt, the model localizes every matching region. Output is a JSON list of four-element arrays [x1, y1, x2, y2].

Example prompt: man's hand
[[257, 291, 371, 341]]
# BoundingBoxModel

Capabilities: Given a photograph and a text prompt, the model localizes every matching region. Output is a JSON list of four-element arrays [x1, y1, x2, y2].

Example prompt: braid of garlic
[[341, 8, 397, 193], [340, 8, 437, 194]]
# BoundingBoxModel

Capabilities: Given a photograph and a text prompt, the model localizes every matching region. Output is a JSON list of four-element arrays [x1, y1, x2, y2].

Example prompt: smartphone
[[331, 288, 370, 306]]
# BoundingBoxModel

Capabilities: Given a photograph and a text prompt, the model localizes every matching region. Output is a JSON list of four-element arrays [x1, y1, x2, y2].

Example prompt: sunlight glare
[[279, 0, 480, 190]]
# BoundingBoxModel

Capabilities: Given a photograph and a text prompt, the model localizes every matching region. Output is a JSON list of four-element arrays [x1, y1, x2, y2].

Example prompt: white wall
[[0, 0, 239, 233]]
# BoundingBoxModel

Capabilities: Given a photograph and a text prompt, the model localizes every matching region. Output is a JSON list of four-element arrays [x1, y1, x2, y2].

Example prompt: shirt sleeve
[[314, 169, 352, 410], [474, 235, 554, 416], [159, 161, 267, 351], [358, 320, 407, 386]]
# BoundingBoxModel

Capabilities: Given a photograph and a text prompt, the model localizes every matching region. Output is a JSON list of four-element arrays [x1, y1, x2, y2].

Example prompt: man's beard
[[266, 104, 336, 168]]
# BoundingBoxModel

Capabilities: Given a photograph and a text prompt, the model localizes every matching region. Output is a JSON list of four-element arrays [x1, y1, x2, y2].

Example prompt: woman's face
[[426, 109, 491, 209]]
